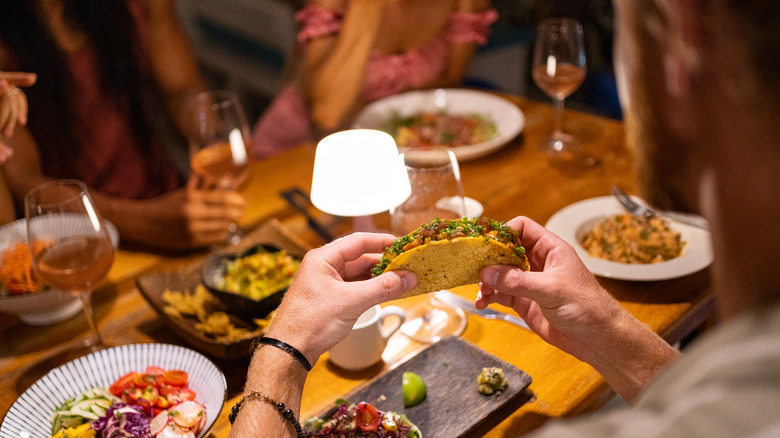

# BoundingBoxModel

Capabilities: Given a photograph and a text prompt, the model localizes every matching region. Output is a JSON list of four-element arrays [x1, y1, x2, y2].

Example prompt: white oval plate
[[545, 196, 714, 281], [352, 88, 525, 161], [1, 343, 226, 438]]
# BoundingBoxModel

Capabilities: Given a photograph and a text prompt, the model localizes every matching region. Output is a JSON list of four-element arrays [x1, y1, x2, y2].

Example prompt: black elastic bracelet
[[252, 336, 312, 371], [228, 390, 305, 437]]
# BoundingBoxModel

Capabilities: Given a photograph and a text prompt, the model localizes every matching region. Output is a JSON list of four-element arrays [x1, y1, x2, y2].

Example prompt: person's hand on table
[[0, 71, 37, 162], [182, 176, 246, 246], [476, 216, 678, 401], [102, 177, 245, 251], [264, 232, 417, 367]]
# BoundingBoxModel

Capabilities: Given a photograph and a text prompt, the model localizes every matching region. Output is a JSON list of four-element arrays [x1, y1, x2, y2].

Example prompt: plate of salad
[[0, 343, 226, 438], [352, 88, 525, 161]]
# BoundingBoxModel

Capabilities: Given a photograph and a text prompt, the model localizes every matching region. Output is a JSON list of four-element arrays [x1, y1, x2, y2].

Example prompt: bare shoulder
[[454, 0, 492, 12]]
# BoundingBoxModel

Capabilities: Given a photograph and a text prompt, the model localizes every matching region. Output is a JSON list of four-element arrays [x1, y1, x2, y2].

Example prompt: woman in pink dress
[[252, 0, 498, 159]]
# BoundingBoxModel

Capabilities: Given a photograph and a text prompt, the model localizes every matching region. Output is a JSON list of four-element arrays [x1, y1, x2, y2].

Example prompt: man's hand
[[265, 232, 417, 366], [476, 216, 677, 400]]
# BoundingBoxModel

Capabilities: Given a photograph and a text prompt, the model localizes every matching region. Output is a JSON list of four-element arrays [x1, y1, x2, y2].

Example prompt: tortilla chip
[[384, 236, 530, 298]]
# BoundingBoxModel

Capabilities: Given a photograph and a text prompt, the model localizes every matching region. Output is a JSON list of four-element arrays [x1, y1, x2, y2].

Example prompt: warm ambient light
[[311, 129, 411, 217]]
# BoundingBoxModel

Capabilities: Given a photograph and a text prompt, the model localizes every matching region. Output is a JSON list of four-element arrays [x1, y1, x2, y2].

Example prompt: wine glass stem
[[227, 222, 242, 246], [553, 96, 565, 140], [77, 291, 104, 349]]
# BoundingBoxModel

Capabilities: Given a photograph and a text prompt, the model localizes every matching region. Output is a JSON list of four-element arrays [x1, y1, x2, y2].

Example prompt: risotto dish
[[580, 214, 685, 264]]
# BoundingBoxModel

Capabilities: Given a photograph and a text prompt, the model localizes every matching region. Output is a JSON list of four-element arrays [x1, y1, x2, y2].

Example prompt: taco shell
[[384, 236, 530, 298]]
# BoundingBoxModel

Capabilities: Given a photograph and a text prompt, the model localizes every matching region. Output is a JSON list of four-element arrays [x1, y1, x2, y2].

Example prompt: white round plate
[[0, 217, 120, 324], [545, 196, 714, 281], [1, 343, 227, 438], [352, 88, 525, 161]]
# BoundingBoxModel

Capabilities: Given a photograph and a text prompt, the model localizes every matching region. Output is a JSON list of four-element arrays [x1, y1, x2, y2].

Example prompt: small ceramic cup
[[328, 305, 406, 371]]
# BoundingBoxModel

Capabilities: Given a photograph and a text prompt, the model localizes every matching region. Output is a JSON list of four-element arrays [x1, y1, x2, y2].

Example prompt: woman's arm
[[139, 0, 206, 135], [422, 0, 494, 89], [3, 126, 244, 251], [303, 0, 389, 130]]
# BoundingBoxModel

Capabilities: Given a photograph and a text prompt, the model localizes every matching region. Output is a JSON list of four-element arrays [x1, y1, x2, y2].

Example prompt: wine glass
[[532, 17, 587, 158], [390, 146, 467, 343], [25, 180, 115, 350], [189, 90, 252, 246]]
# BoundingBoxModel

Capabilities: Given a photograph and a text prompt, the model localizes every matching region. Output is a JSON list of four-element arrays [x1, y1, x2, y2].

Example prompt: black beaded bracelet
[[252, 336, 312, 371], [228, 390, 304, 437]]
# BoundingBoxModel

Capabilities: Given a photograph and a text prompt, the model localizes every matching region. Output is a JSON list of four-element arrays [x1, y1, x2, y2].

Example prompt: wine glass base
[[400, 298, 467, 343], [539, 134, 599, 169]]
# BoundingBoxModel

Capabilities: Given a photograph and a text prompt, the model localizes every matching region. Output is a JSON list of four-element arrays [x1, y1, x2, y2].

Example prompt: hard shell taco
[[371, 217, 530, 297]]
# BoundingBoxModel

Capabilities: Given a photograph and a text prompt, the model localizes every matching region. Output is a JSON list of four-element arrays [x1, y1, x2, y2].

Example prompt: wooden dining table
[[0, 94, 714, 437]]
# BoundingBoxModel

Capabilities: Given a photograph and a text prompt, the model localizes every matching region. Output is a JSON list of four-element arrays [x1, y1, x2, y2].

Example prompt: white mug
[[328, 305, 406, 371]]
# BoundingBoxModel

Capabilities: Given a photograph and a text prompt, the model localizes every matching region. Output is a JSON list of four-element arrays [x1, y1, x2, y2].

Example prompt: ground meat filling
[[371, 217, 525, 277]]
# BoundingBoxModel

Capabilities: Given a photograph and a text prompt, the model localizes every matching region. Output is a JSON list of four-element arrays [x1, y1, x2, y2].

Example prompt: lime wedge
[[402, 372, 427, 408]]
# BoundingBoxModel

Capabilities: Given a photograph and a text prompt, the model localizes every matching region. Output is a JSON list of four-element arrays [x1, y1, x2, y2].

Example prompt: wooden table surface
[[0, 94, 713, 437]]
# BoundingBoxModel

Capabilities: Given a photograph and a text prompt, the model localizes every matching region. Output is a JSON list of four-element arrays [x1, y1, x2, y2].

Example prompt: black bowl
[[201, 244, 298, 321]]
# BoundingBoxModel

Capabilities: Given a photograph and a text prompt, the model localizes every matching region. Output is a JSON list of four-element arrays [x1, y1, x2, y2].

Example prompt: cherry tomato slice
[[162, 369, 188, 386], [155, 394, 171, 409], [126, 385, 159, 404], [159, 385, 196, 404], [145, 366, 165, 376], [109, 372, 138, 397], [134, 373, 163, 388], [355, 402, 380, 432]]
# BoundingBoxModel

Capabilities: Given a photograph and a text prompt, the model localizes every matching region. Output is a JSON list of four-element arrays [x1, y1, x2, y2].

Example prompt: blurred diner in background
[[0, 0, 245, 251]]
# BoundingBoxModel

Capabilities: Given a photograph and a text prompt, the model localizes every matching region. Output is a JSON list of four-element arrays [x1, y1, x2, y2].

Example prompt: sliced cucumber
[[50, 387, 120, 435]]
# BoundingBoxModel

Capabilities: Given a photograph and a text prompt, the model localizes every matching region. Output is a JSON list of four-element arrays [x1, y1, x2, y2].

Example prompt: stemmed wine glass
[[532, 17, 587, 158], [25, 180, 115, 351], [189, 90, 252, 246], [390, 146, 467, 343]]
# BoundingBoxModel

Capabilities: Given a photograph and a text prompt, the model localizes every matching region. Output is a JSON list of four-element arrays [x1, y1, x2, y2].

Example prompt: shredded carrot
[[0, 241, 47, 295]]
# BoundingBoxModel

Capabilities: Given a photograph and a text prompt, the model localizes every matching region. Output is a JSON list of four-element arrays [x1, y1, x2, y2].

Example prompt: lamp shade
[[311, 129, 411, 217]]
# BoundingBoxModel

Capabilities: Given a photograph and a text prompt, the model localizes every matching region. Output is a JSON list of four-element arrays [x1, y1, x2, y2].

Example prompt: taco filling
[[303, 401, 421, 437], [371, 217, 529, 297]]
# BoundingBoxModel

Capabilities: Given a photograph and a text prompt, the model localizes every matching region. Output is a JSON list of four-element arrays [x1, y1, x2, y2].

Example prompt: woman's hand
[[182, 176, 246, 246], [476, 216, 677, 400], [97, 177, 245, 252], [0, 71, 37, 162], [264, 232, 417, 366]]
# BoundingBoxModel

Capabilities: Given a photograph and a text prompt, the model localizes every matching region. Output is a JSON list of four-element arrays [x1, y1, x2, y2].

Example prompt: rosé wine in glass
[[532, 17, 587, 159], [25, 179, 115, 350], [189, 90, 251, 246]]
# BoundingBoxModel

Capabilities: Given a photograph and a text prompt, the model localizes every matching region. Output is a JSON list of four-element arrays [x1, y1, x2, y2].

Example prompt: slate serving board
[[315, 336, 533, 437]]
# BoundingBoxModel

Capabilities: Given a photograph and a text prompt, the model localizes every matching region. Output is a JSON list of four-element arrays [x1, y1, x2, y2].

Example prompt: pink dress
[[251, 5, 498, 159]]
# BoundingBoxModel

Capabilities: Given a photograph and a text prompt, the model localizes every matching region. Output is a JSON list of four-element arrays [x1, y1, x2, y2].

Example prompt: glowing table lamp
[[310, 129, 411, 233]]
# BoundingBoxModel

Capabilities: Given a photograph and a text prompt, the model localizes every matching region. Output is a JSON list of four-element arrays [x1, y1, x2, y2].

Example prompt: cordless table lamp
[[310, 129, 411, 234]]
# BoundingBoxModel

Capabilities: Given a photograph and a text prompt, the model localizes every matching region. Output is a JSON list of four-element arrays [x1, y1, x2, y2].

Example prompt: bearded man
[[228, 1, 780, 436]]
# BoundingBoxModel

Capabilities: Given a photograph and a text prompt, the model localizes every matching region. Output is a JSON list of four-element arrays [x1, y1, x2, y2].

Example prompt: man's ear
[[661, 0, 703, 98]]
